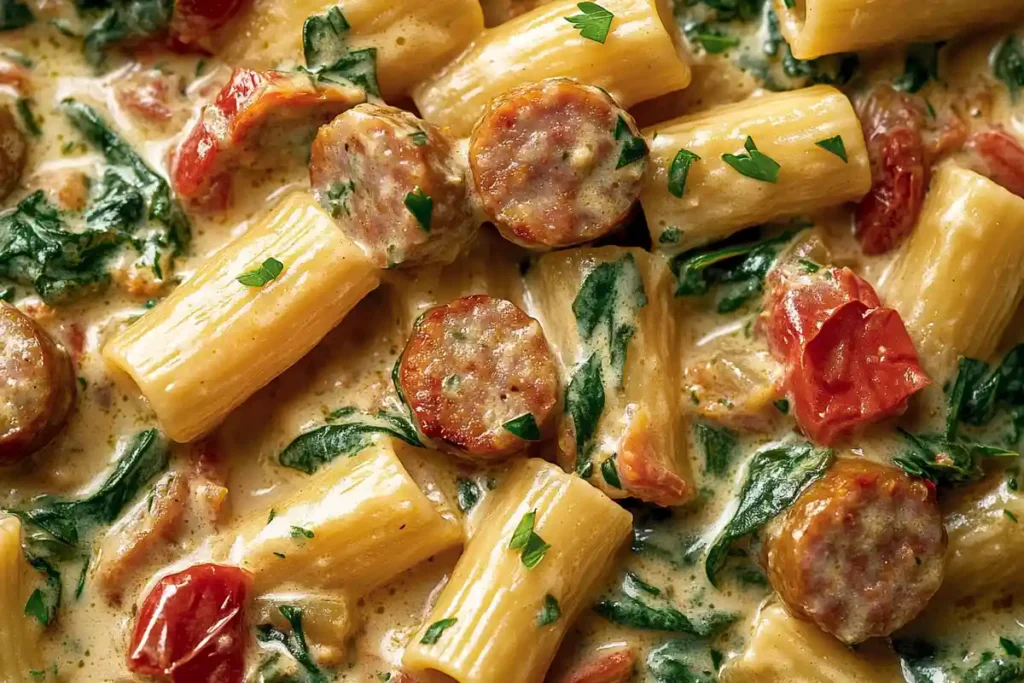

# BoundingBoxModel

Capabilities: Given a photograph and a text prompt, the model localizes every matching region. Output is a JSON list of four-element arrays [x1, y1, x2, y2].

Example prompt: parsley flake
[[613, 116, 647, 169], [995, 35, 1024, 102], [410, 130, 428, 146], [290, 525, 314, 539], [404, 186, 433, 232], [722, 136, 780, 183], [565, 2, 614, 44], [237, 258, 284, 288], [421, 617, 457, 644], [601, 455, 621, 488], [537, 594, 562, 626], [503, 413, 541, 441], [668, 149, 701, 198], [509, 510, 551, 569], [815, 135, 848, 162]]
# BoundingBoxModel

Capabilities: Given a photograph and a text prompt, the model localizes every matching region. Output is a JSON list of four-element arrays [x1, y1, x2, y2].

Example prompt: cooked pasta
[[402, 458, 632, 683], [5, 2, 1024, 681], [103, 193, 380, 443], [884, 164, 1024, 375], [776, 0, 1024, 60], [412, 0, 691, 136], [641, 86, 871, 251]]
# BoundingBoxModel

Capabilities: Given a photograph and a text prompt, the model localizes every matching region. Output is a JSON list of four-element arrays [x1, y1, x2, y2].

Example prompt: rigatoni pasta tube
[[775, 0, 1024, 61], [720, 602, 903, 683], [525, 247, 695, 507], [884, 165, 1024, 377], [104, 193, 380, 443], [641, 86, 870, 251], [936, 473, 1024, 603], [412, 0, 691, 137], [228, 441, 463, 596], [219, 0, 484, 101], [0, 517, 44, 683], [403, 458, 631, 683]]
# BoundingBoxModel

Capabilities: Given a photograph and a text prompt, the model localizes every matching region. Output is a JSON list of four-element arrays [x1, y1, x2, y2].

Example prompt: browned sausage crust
[[762, 457, 946, 644], [468, 79, 648, 250], [309, 103, 477, 269], [0, 106, 27, 201], [0, 302, 76, 464], [398, 295, 559, 459]]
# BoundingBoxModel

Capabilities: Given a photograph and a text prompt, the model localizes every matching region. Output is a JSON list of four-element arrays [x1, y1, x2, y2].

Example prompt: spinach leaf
[[63, 99, 190, 259], [648, 639, 718, 683], [256, 605, 327, 683], [668, 149, 701, 198], [573, 253, 647, 385], [614, 115, 647, 169], [896, 639, 1024, 683], [564, 354, 606, 477], [456, 477, 481, 512], [705, 441, 832, 585], [420, 617, 458, 645], [750, 8, 858, 91], [683, 22, 739, 54], [302, 6, 380, 97], [13, 430, 169, 547], [596, 572, 735, 635], [964, 655, 1023, 683], [601, 455, 621, 488], [894, 42, 943, 94], [86, 170, 146, 233], [83, 0, 174, 68], [671, 231, 793, 312], [694, 422, 736, 477], [503, 413, 541, 441], [280, 408, 422, 474], [0, 0, 33, 31], [894, 430, 1016, 485], [948, 348, 1024, 430], [24, 557, 61, 627], [0, 191, 122, 304], [995, 35, 1024, 102]]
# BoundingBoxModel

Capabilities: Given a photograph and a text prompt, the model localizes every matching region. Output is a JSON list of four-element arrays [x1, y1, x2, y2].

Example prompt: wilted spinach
[[256, 605, 327, 683], [0, 0, 33, 31], [279, 407, 422, 474], [301, 6, 380, 97], [705, 440, 832, 585], [81, 0, 173, 68]]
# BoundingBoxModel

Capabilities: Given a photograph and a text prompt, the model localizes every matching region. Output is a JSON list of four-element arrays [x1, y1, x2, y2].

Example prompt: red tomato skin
[[855, 88, 928, 256], [966, 128, 1024, 199], [128, 564, 252, 683], [764, 266, 931, 445]]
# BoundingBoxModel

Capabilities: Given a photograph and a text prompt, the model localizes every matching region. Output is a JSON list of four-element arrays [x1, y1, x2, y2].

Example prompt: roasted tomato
[[965, 128, 1024, 199], [171, 69, 364, 209], [762, 264, 931, 445], [854, 87, 928, 255], [128, 564, 252, 683]]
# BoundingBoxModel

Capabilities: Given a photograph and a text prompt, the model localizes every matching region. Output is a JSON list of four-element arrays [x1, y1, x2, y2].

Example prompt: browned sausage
[[309, 103, 477, 269], [548, 648, 636, 683], [468, 78, 648, 250], [0, 302, 76, 464], [397, 295, 559, 459], [0, 106, 27, 201], [762, 458, 946, 644]]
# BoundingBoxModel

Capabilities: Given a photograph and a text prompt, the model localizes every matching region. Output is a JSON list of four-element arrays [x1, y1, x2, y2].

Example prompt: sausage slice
[[0, 106, 27, 201], [310, 103, 477, 269], [762, 458, 946, 644], [397, 295, 559, 459], [468, 78, 648, 250], [0, 302, 76, 464]]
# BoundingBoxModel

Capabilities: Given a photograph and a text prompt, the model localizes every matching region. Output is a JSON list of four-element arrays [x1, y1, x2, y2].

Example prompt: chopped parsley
[[659, 227, 682, 244], [421, 617, 457, 644], [0, 0, 34, 31], [456, 478, 481, 513], [410, 130, 428, 146], [325, 180, 355, 218], [565, 2, 614, 44], [722, 136, 780, 183], [289, 525, 314, 539], [613, 116, 647, 169], [773, 398, 790, 414], [16, 98, 40, 137], [503, 413, 541, 441], [509, 510, 551, 570], [668, 149, 701, 198], [1005, 509, 1019, 523], [815, 135, 848, 162], [601, 455, 621, 488], [537, 594, 561, 626], [684, 23, 740, 54], [404, 187, 433, 232], [237, 258, 284, 288]]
